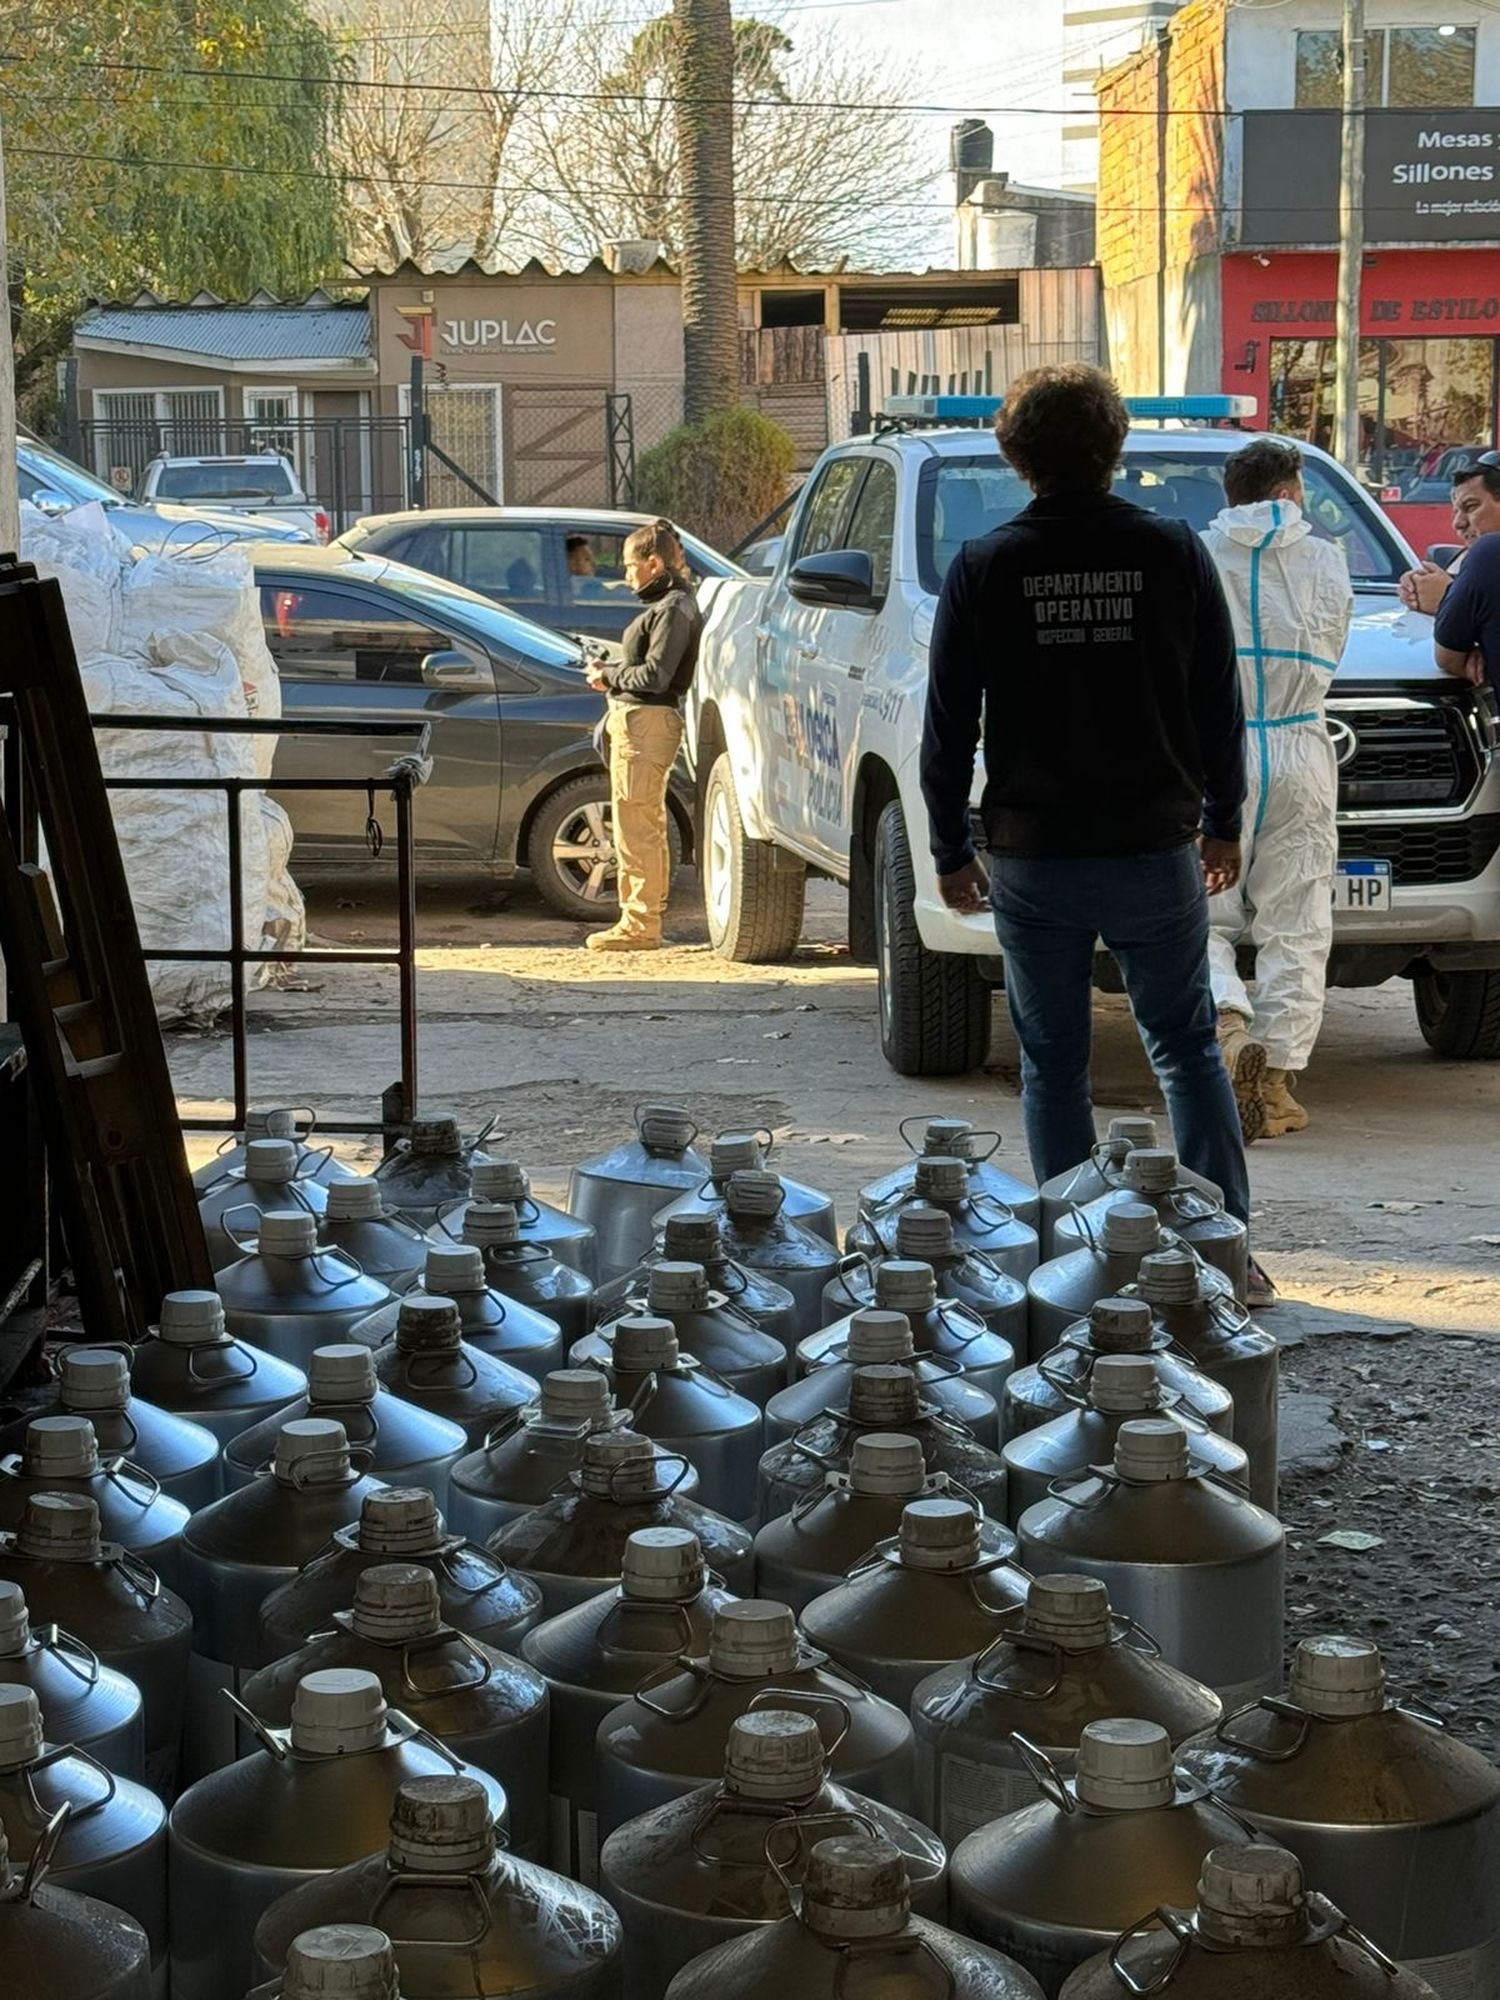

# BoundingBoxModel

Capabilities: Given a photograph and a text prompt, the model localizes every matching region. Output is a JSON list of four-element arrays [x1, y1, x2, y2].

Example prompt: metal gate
[[506, 388, 611, 507]]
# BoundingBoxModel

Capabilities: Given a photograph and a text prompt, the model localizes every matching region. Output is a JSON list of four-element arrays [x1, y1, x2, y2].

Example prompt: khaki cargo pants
[[607, 702, 683, 938]]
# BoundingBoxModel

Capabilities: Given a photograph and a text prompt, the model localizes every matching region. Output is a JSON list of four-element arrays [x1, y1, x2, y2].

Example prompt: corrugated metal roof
[[75, 304, 371, 363]]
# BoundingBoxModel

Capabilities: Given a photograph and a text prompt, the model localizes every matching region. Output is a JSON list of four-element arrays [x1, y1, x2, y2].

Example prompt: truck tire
[[873, 800, 992, 1076], [525, 772, 682, 924], [1414, 964, 1500, 1060], [702, 753, 805, 962]]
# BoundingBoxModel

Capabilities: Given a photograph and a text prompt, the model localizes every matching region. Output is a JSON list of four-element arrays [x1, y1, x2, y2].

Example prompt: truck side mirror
[[787, 549, 875, 608], [1426, 544, 1462, 569]]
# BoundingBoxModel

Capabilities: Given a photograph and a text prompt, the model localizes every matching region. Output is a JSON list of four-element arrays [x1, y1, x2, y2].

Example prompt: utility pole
[[674, 0, 738, 426], [1332, 0, 1365, 475], [0, 115, 17, 553]]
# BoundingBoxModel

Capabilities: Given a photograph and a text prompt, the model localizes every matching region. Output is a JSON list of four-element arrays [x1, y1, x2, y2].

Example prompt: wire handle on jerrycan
[[1106, 1893, 1404, 1996], [218, 1207, 367, 1287], [967, 1609, 1161, 1703], [767, 1833, 959, 2000], [218, 1685, 468, 1772], [897, 1117, 1005, 1163], [1034, 1345, 1220, 1434], [1210, 1686, 1449, 1764]]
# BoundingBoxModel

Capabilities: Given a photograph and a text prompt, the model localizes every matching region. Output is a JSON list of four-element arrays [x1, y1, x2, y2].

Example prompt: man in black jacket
[[920, 364, 1253, 1243]]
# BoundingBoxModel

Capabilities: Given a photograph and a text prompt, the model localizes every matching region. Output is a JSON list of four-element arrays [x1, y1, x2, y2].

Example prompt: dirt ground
[[165, 867, 1500, 1748]]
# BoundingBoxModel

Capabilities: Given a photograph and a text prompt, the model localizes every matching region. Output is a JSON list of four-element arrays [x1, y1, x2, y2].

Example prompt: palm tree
[[673, 0, 738, 425]]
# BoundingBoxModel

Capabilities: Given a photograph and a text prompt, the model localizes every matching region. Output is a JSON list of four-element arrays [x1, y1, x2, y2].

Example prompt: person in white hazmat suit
[[1202, 438, 1354, 1142]]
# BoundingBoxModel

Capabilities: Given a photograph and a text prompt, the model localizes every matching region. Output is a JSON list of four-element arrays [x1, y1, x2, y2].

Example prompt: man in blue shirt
[[1432, 461, 1500, 686]]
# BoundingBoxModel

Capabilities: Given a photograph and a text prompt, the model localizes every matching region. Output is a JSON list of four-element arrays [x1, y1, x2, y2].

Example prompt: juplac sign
[[439, 317, 558, 352]]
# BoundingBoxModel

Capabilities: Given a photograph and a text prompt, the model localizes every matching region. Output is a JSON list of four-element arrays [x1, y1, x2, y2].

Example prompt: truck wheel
[[1414, 964, 1500, 1059], [702, 753, 805, 962], [525, 772, 681, 923], [873, 800, 992, 1076]]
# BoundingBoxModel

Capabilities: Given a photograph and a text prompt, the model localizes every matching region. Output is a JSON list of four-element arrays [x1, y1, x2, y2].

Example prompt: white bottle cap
[[724, 1171, 783, 1220], [388, 1775, 495, 1873], [23, 1416, 99, 1479], [663, 1214, 722, 1262], [894, 1204, 955, 1262], [539, 1370, 613, 1424], [1088, 1297, 1155, 1352], [246, 1139, 300, 1185], [898, 1496, 981, 1571], [579, 1429, 655, 1498], [845, 1310, 914, 1365], [710, 1132, 763, 1178], [0, 1687, 42, 1770], [622, 1526, 704, 1600], [1025, 1574, 1114, 1651], [1075, 1717, 1175, 1810], [725, 1709, 825, 1800], [476, 1160, 529, 1203], [290, 1668, 388, 1754], [647, 1262, 710, 1312], [1100, 1203, 1162, 1255], [709, 1601, 800, 1677], [246, 1108, 299, 1143], [913, 1156, 969, 1205], [156, 1290, 227, 1346], [409, 1114, 462, 1156], [324, 1179, 386, 1223], [1090, 1354, 1162, 1414], [1289, 1635, 1386, 1719], [0, 1583, 30, 1656], [57, 1349, 131, 1414], [351, 1564, 442, 1643], [873, 1261, 937, 1313], [638, 1105, 695, 1154], [395, 1295, 464, 1352], [848, 1434, 928, 1498], [1196, 1844, 1308, 1949], [1114, 1418, 1190, 1483], [358, 1489, 442, 1554], [612, 1315, 680, 1374], [802, 1835, 910, 1940], [1123, 1149, 1179, 1196], [461, 1205, 519, 1250], [17, 1493, 103, 1561], [424, 1247, 486, 1296], [1107, 1117, 1158, 1150], [281, 1926, 400, 2000], [848, 1365, 921, 1427], [923, 1119, 973, 1158], [309, 1346, 379, 1405], [273, 1417, 352, 1485], [260, 1211, 320, 1259], [1137, 1248, 1202, 1307]]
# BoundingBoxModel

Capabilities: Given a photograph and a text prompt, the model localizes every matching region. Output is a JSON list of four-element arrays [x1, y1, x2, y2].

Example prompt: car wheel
[[1413, 964, 1500, 1059], [873, 799, 992, 1076], [525, 772, 682, 923], [702, 753, 805, 962]]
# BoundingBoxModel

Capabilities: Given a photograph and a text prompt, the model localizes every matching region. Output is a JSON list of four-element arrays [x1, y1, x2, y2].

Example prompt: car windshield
[[916, 446, 1406, 593], [153, 461, 298, 502], [371, 562, 585, 670]]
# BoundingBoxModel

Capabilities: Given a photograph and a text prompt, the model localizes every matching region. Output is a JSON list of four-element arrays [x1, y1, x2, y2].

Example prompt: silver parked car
[[137, 451, 330, 542]]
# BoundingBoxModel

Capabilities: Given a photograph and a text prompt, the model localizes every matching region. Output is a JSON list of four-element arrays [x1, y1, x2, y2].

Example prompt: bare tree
[[673, 0, 737, 424]]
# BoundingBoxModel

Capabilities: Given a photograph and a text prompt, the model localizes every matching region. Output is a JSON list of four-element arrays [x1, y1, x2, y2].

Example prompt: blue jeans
[[989, 844, 1251, 1226]]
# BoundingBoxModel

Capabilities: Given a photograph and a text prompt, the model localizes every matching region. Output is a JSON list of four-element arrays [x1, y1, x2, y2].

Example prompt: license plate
[[1333, 860, 1392, 912]]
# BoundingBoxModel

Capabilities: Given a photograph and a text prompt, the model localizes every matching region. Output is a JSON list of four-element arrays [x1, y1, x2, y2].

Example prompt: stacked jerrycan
[[800, 1259, 1018, 1403], [1059, 1844, 1443, 1999], [0, 1576, 145, 1779], [239, 1562, 551, 1859], [664, 1833, 1045, 2000], [0, 1682, 167, 1988], [0, 1493, 192, 1796], [488, 1428, 754, 1614], [911, 1574, 1222, 1849], [250, 1776, 622, 1998], [222, 1342, 467, 1499], [767, 1307, 1000, 1448], [1051, 1148, 1248, 1305], [439, 1190, 594, 1347], [1036, 1115, 1162, 1255], [601, 1707, 948, 1999], [357, 1247, 565, 1384], [522, 1527, 737, 1883], [601, 1210, 800, 1348], [258, 1487, 541, 1664], [1003, 1296, 1234, 1447], [1018, 1419, 1283, 1709], [166, 1666, 508, 2000], [192, 1106, 354, 1193], [198, 1137, 329, 1271], [655, 1129, 839, 1245], [859, 1116, 1041, 1230], [0, 1347, 219, 1510], [579, 1262, 787, 1405], [594, 1599, 918, 1832], [446, 1369, 653, 1542], [0, 1418, 188, 1576], [372, 1111, 495, 1229], [568, 1105, 710, 1283], [1178, 1634, 1500, 1991], [949, 1719, 1253, 1996], [0, 1818, 154, 2000], [316, 1177, 431, 1293], [754, 1432, 1016, 1615], [847, 1156, 1039, 1288], [364, 1293, 539, 1448], [217, 1210, 398, 1366], [129, 1290, 306, 1448], [1001, 1354, 1249, 1526], [825, 1206, 1029, 1365], [1025, 1202, 1173, 1357], [455, 1156, 598, 1278], [710, 1172, 844, 1338], [800, 1497, 1029, 1708], [758, 1363, 1009, 1523]]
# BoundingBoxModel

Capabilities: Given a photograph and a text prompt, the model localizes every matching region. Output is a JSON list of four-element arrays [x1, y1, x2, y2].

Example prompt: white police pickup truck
[[687, 395, 1500, 1076]]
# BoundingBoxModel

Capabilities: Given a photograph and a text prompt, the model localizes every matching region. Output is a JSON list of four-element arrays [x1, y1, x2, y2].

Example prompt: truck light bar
[[883, 393, 1259, 423]]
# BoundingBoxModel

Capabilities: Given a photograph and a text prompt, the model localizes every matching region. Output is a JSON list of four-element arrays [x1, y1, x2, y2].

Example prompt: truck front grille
[[1331, 698, 1482, 810], [1339, 815, 1500, 886]]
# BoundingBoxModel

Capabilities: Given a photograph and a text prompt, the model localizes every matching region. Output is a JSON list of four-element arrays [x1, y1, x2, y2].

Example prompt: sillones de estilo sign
[[1240, 108, 1500, 246]]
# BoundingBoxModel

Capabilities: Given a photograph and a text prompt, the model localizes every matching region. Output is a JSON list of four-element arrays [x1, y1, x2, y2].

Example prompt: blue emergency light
[[883, 393, 1258, 423]]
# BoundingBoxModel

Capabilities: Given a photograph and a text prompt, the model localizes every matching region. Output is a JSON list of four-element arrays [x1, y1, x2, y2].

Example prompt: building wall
[[1063, 0, 1185, 190]]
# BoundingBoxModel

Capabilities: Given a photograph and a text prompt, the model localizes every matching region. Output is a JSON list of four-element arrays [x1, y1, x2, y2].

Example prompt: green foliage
[[637, 404, 796, 554]]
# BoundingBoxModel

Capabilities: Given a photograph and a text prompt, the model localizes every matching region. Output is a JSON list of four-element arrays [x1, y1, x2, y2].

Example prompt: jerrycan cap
[[898, 1496, 981, 1570], [647, 1262, 710, 1312], [246, 1107, 299, 1142], [725, 1709, 825, 1799], [17, 1493, 103, 1560], [260, 1211, 320, 1259], [1076, 1718, 1175, 1810], [156, 1290, 227, 1346], [409, 1114, 462, 1157], [1114, 1418, 1191, 1483], [324, 1179, 386, 1223], [1197, 1844, 1309, 1948], [848, 1434, 928, 1497], [1025, 1574, 1113, 1650], [873, 1260, 936, 1313], [281, 1925, 400, 2000], [1108, 1116, 1159, 1151], [357, 1489, 442, 1554], [22, 1416, 99, 1479], [612, 1315, 680, 1374], [0, 1686, 43, 1769], [1123, 1148, 1180, 1195], [638, 1104, 696, 1154], [460, 1205, 519, 1250], [846, 1310, 914, 1365], [1137, 1247, 1202, 1306], [663, 1213, 723, 1262], [710, 1132, 763, 1178], [0, 1583, 31, 1656], [724, 1171, 783, 1220], [1290, 1635, 1386, 1718], [709, 1600, 799, 1677], [388, 1775, 495, 1873], [848, 1365, 921, 1427], [424, 1246, 486, 1295], [1090, 1354, 1162, 1414], [246, 1138, 301, 1185], [1088, 1296, 1155, 1352], [579, 1428, 654, 1497], [351, 1564, 442, 1643], [274, 1417, 352, 1485], [803, 1834, 910, 1940], [539, 1370, 613, 1423], [922, 1118, 973, 1157], [290, 1668, 388, 1753], [395, 1295, 464, 1352], [913, 1156, 969, 1205], [58, 1348, 132, 1413], [469, 1160, 522, 1202], [894, 1205, 955, 1262], [1099, 1204, 1161, 1256], [309, 1346, 379, 1405], [622, 1525, 704, 1600]]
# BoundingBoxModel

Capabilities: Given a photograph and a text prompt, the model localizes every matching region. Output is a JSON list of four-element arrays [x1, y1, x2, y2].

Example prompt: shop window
[[1268, 335, 1496, 488], [1295, 26, 1475, 108]]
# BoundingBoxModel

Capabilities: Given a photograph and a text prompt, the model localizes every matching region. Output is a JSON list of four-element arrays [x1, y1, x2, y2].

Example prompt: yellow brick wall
[[1097, 40, 1162, 292]]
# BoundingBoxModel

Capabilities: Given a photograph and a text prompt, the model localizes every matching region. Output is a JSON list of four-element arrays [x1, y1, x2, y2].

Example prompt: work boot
[[1262, 1069, 1309, 1138], [1217, 1011, 1267, 1144], [584, 925, 662, 953]]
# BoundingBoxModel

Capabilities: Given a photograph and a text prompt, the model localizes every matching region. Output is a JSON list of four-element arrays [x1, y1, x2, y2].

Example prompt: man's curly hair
[[995, 364, 1131, 494]]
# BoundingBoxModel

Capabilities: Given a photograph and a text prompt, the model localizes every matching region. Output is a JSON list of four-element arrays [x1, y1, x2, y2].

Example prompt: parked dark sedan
[[259, 545, 691, 919]]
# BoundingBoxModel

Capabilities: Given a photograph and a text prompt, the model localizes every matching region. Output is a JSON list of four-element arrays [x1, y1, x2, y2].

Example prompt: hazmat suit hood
[[1208, 498, 1313, 550]]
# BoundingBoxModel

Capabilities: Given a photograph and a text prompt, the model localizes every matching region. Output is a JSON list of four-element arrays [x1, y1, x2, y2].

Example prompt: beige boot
[[1262, 1068, 1309, 1138], [1217, 1011, 1267, 1144]]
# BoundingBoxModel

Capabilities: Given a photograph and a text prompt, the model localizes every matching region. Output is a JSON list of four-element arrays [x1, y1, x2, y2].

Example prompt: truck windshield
[[916, 449, 1406, 594], [153, 462, 298, 502]]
